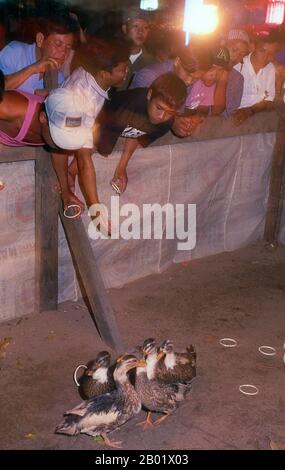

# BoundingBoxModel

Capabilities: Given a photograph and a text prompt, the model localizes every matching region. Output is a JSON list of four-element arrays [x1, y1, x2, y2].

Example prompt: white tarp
[[59, 132, 276, 299], [0, 132, 277, 320], [0, 161, 35, 321]]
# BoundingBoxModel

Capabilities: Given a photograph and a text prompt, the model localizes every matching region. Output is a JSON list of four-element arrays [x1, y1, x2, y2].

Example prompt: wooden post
[[35, 149, 59, 312], [59, 209, 124, 353], [264, 108, 285, 244]]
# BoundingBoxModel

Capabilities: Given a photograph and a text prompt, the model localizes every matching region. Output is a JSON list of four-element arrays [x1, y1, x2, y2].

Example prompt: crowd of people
[[0, 4, 285, 228]]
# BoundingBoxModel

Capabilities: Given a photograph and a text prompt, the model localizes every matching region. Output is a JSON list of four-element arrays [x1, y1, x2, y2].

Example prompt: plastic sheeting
[[0, 132, 277, 320], [0, 161, 35, 321], [59, 132, 276, 301]]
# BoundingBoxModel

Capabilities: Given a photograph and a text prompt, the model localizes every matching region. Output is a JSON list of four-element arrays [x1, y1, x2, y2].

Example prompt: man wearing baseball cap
[[45, 87, 95, 150], [43, 87, 99, 216], [0, 81, 100, 218], [226, 29, 251, 67]]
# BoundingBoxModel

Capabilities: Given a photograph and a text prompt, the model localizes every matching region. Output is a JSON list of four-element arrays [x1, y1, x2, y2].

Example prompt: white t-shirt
[[234, 53, 275, 108], [129, 49, 143, 64], [62, 67, 109, 148]]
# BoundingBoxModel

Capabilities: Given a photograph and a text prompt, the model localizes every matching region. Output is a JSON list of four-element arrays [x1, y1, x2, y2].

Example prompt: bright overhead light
[[183, 0, 219, 45], [266, 1, 285, 25], [140, 0, 159, 10]]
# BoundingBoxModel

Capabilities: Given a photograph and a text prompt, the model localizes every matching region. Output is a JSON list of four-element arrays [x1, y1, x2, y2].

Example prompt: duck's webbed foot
[[153, 412, 171, 426], [101, 433, 122, 448], [136, 411, 154, 430]]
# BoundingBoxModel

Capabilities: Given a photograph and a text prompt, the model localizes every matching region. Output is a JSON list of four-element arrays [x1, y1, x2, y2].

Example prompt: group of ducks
[[55, 338, 197, 448]]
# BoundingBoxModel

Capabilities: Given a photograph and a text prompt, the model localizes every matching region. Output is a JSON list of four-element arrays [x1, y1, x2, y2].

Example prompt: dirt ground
[[0, 242, 284, 451]]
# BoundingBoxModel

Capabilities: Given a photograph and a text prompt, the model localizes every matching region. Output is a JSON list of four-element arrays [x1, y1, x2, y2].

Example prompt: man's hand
[[32, 57, 60, 75], [112, 167, 128, 194], [172, 114, 206, 137], [61, 189, 85, 219], [232, 108, 252, 126]]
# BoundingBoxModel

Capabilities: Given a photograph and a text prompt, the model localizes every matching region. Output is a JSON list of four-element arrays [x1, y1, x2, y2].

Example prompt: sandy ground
[[0, 242, 284, 451]]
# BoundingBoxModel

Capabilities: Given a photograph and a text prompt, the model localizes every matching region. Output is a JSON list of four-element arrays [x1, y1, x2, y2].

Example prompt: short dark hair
[[149, 72, 187, 109], [74, 37, 130, 74], [36, 13, 80, 37], [177, 45, 213, 72]]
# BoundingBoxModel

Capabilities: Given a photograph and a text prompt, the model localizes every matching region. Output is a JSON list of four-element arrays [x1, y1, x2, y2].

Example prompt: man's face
[[40, 33, 75, 67], [107, 61, 129, 87], [174, 58, 204, 87], [255, 42, 280, 68], [202, 65, 224, 86], [227, 40, 249, 65], [147, 95, 177, 125], [125, 19, 149, 48]]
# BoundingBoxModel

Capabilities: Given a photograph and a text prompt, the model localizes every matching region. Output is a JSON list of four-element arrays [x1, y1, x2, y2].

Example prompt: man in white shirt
[[232, 34, 280, 126], [51, 37, 130, 218]]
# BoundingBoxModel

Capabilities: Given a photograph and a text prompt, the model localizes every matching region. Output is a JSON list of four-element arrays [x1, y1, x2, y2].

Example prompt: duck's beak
[[156, 351, 165, 361], [116, 354, 126, 363], [136, 359, 146, 368]]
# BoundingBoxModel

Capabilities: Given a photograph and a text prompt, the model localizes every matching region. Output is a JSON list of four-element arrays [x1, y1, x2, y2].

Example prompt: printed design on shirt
[[121, 126, 147, 138], [188, 92, 205, 109]]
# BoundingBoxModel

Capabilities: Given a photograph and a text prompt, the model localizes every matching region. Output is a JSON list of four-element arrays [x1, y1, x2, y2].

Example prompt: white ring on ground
[[73, 364, 87, 387], [239, 384, 259, 396], [219, 338, 237, 348], [258, 346, 277, 356], [63, 204, 82, 219]]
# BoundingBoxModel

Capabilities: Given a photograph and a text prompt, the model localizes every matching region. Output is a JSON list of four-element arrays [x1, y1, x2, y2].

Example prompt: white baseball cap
[[45, 88, 94, 150], [227, 29, 250, 45]]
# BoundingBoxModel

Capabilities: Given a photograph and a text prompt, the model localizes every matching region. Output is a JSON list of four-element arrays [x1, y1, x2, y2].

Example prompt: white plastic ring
[[73, 364, 87, 387], [239, 384, 259, 396], [219, 338, 237, 348], [63, 204, 82, 219], [258, 346, 277, 356]]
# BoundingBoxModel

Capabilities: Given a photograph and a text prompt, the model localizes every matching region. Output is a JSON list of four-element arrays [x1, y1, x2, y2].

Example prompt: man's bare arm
[[112, 138, 140, 194], [4, 57, 59, 90]]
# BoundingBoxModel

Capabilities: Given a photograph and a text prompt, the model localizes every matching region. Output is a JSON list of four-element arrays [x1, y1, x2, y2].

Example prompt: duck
[[135, 339, 189, 429], [56, 354, 145, 448], [156, 340, 197, 385], [75, 351, 116, 400]]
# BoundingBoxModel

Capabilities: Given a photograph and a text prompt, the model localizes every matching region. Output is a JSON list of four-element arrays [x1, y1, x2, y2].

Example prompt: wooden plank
[[264, 109, 285, 244], [35, 149, 59, 312], [59, 209, 124, 353], [0, 146, 40, 163]]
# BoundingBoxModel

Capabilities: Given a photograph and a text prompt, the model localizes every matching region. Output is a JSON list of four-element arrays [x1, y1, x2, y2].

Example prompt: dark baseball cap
[[177, 46, 213, 72], [122, 7, 150, 24], [212, 46, 230, 68]]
